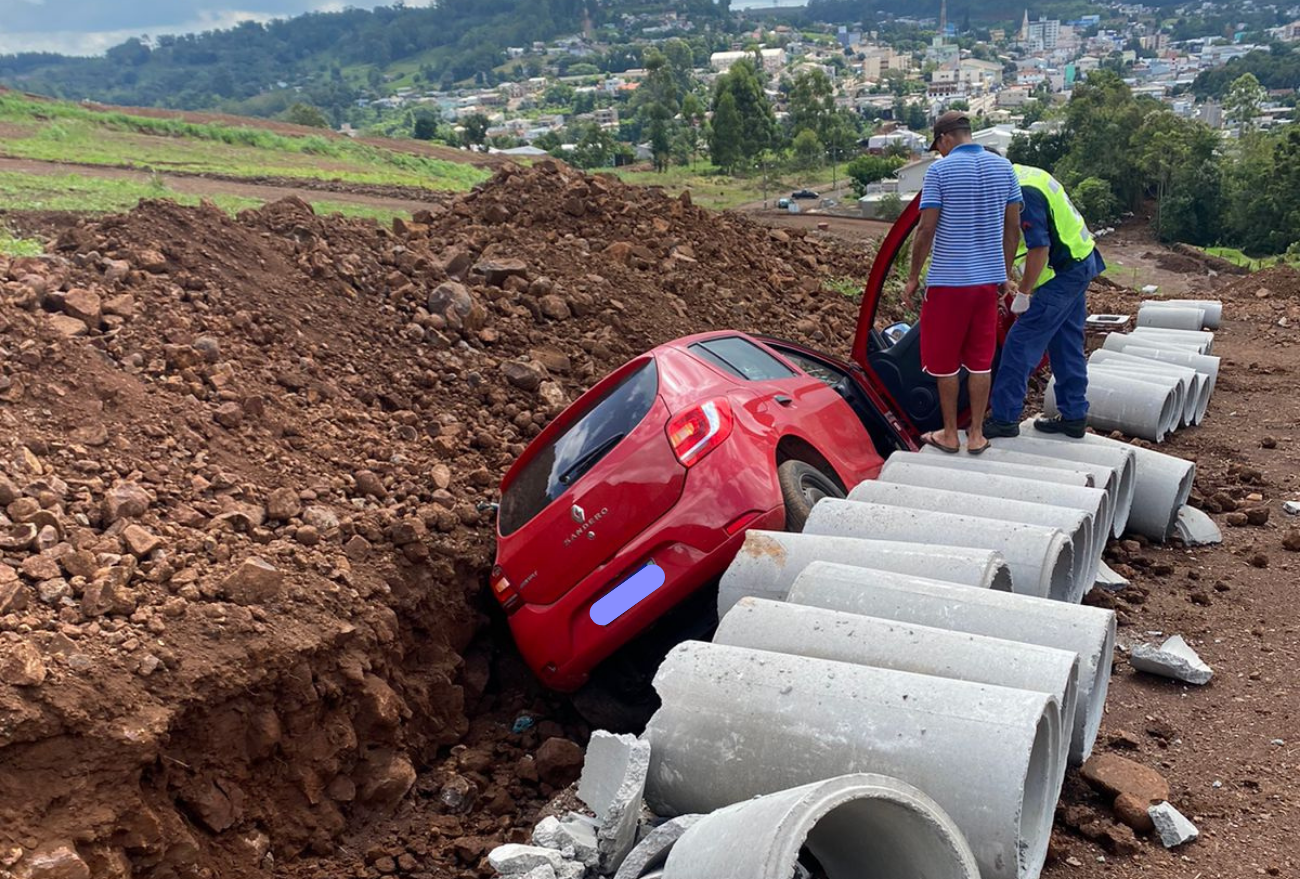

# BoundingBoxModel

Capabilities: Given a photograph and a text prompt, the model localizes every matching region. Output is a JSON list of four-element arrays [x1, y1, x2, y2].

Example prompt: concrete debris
[[488, 845, 566, 876], [1174, 505, 1222, 546], [1148, 802, 1199, 848], [1130, 635, 1213, 685], [1093, 561, 1131, 592], [533, 815, 599, 868], [1283, 500, 1300, 516], [577, 732, 651, 875], [612, 816, 703, 879]]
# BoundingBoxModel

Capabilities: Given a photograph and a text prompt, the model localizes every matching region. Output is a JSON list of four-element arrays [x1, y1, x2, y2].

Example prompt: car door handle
[[774, 395, 793, 406]]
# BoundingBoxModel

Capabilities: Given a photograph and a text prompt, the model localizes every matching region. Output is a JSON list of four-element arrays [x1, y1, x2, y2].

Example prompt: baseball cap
[[929, 110, 971, 151]]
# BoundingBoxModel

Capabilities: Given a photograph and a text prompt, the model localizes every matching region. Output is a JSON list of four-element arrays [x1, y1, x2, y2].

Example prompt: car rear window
[[688, 337, 796, 382], [499, 361, 659, 536]]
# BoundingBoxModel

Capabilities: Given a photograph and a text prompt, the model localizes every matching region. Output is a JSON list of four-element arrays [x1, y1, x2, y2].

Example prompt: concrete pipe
[[1154, 299, 1223, 329], [1087, 359, 1194, 429], [1045, 371, 1178, 442], [787, 561, 1116, 766], [1136, 304, 1207, 331], [645, 642, 1063, 879], [1016, 422, 1195, 542], [804, 498, 1074, 600], [1102, 336, 1220, 404], [878, 457, 1113, 586], [889, 452, 1093, 486], [661, 773, 980, 879], [716, 530, 1014, 618], [1129, 326, 1214, 354], [846, 480, 1096, 602], [716, 598, 1081, 762], [1090, 349, 1208, 425], [933, 434, 1137, 539]]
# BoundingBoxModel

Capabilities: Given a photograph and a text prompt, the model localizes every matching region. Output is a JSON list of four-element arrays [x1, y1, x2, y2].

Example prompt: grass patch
[[0, 93, 489, 191], [608, 162, 846, 211], [0, 225, 43, 256], [1199, 245, 1300, 272], [0, 170, 408, 224], [823, 276, 867, 299]]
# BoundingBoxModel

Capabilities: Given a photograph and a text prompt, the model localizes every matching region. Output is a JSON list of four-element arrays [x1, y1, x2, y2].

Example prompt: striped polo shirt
[[919, 143, 1024, 287]]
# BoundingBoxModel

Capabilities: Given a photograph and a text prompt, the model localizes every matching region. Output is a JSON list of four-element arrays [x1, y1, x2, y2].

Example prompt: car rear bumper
[[508, 502, 786, 691]]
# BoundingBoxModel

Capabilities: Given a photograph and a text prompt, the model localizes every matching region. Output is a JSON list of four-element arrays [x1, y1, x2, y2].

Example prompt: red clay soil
[[0, 160, 876, 879]]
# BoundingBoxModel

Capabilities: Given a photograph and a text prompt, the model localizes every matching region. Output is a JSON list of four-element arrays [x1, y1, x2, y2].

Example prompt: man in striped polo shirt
[[902, 111, 1024, 455]]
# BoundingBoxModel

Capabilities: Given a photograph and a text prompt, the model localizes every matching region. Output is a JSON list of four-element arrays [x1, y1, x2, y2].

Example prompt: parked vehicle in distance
[[777, 197, 791, 209], [490, 194, 1023, 725], [791, 189, 819, 199]]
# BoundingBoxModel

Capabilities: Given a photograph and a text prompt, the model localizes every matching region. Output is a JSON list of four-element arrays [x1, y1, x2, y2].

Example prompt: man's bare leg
[[936, 374, 961, 449], [967, 372, 991, 451]]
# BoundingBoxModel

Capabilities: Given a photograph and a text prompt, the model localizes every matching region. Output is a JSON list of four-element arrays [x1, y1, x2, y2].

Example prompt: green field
[[1200, 245, 1300, 272], [0, 170, 409, 225], [610, 162, 845, 211], [0, 94, 489, 191]]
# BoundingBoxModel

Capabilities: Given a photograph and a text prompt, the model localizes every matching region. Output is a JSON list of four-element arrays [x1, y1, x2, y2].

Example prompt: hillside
[[0, 0, 726, 121]]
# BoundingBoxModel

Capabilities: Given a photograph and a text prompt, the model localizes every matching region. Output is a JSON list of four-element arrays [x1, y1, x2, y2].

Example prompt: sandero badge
[[589, 561, 664, 626]]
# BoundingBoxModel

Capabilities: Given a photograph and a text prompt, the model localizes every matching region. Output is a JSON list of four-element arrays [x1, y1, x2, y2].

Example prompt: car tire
[[571, 672, 660, 733], [778, 460, 844, 533]]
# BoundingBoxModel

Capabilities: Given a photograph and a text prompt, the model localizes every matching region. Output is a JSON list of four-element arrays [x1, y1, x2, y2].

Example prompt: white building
[[1022, 13, 1062, 51], [710, 48, 786, 74]]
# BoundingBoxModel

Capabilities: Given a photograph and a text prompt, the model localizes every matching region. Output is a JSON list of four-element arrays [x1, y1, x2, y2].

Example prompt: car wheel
[[778, 460, 844, 533], [571, 671, 661, 733]]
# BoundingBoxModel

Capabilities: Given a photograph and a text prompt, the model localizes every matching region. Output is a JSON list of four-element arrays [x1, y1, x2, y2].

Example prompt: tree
[[711, 58, 778, 165], [461, 113, 490, 146], [877, 192, 904, 221], [793, 129, 824, 171], [1071, 177, 1120, 226], [710, 89, 744, 172], [282, 102, 331, 128], [412, 113, 439, 140], [1224, 72, 1266, 130], [846, 154, 905, 196], [571, 124, 616, 169], [786, 68, 836, 140]]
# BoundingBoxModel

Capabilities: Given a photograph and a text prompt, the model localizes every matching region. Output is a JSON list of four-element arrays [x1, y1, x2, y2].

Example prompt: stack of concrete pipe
[[1042, 305, 1222, 442], [641, 560, 1117, 879]]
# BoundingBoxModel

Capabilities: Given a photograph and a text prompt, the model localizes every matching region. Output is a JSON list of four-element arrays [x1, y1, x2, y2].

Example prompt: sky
[[0, 0, 433, 56]]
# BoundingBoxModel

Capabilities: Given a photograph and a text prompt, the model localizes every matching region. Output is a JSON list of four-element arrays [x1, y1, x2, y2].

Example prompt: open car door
[[851, 193, 1022, 443]]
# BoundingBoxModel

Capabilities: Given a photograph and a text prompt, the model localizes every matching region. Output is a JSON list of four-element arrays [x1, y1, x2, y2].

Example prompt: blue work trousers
[[991, 250, 1104, 422]]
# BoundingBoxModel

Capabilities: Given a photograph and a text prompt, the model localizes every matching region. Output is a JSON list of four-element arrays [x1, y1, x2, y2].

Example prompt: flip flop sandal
[[967, 440, 991, 455], [922, 432, 960, 454]]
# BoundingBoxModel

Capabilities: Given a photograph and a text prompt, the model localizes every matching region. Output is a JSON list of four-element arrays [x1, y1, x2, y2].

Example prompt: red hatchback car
[[491, 197, 1014, 712]]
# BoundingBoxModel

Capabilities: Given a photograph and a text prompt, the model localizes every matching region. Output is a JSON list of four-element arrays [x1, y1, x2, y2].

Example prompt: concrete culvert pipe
[[1156, 299, 1223, 329], [804, 499, 1074, 600], [1045, 371, 1178, 443], [1102, 337, 1220, 404], [888, 452, 1094, 486], [661, 774, 980, 879], [846, 480, 1095, 602], [716, 598, 1081, 763], [926, 436, 1135, 539], [645, 641, 1062, 879], [1087, 360, 1194, 430], [1017, 422, 1195, 542], [716, 530, 1014, 618], [787, 561, 1116, 766], [1090, 349, 1207, 426], [1129, 326, 1215, 354], [1136, 304, 1207, 331], [879, 457, 1112, 590]]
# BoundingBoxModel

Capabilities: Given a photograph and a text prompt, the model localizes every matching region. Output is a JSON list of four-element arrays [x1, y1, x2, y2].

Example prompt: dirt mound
[[1220, 265, 1300, 300], [0, 161, 872, 878]]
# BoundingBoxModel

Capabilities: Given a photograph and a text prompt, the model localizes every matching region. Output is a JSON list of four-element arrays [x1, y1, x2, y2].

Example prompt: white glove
[[1011, 292, 1032, 315]]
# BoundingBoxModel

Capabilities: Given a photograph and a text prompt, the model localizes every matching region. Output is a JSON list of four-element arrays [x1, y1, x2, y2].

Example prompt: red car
[[491, 197, 1015, 718]]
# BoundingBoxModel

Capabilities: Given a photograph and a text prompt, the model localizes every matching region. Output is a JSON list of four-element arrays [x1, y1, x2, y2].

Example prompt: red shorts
[[920, 284, 999, 377]]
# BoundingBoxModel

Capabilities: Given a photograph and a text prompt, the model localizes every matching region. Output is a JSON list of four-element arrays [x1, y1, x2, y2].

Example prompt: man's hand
[[902, 278, 920, 312]]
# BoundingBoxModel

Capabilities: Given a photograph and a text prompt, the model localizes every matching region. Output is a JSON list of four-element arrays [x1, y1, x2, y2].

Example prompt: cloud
[[0, 9, 301, 55]]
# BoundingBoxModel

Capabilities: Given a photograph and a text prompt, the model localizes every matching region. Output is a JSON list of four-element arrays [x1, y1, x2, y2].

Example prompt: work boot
[[1033, 414, 1088, 438], [982, 418, 1020, 439]]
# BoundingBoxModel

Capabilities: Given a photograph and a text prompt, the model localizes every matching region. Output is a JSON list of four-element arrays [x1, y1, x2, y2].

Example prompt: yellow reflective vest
[[1013, 164, 1096, 289]]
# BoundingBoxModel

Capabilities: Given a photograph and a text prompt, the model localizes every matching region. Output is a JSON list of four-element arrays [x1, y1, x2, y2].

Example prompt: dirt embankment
[[0, 160, 875, 878]]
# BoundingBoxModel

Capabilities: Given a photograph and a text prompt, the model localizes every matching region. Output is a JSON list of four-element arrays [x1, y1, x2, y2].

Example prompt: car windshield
[[499, 361, 659, 536]]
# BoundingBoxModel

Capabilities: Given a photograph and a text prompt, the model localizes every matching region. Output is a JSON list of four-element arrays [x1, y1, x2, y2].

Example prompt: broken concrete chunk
[[1148, 802, 1198, 848], [553, 862, 585, 879], [612, 815, 703, 879], [487, 844, 565, 876], [577, 732, 651, 875], [1093, 560, 1130, 592], [1130, 635, 1212, 685], [1173, 505, 1222, 546], [517, 867, 557, 879], [532, 815, 598, 867]]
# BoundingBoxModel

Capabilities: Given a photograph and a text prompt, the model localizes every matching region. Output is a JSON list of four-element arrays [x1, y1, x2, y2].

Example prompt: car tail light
[[490, 564, 522, 615], [666, 398, 734, 468]]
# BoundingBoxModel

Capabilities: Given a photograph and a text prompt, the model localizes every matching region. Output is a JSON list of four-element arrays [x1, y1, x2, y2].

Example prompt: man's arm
[[1002, 200, 1021, 284], [902, 207, 940, 310]]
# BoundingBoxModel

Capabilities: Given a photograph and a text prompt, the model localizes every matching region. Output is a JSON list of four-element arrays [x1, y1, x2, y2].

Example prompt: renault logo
[[571, 504, 585, 523]]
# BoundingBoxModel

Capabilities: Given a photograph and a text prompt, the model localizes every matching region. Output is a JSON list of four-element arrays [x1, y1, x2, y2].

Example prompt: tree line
[[1010, 69, 1300, 256]]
